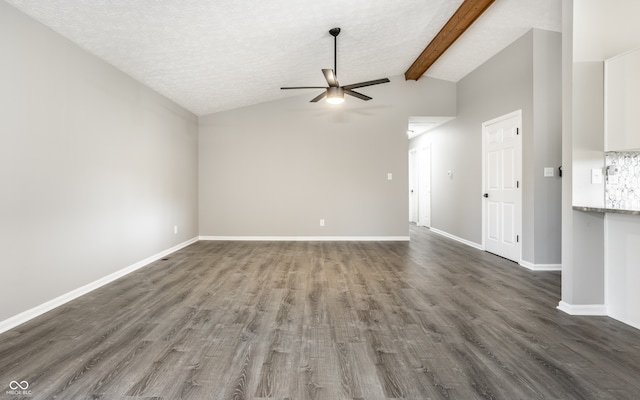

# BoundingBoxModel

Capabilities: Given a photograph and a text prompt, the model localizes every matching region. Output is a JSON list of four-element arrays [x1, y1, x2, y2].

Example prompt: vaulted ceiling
[[5, 0, 561, 116]]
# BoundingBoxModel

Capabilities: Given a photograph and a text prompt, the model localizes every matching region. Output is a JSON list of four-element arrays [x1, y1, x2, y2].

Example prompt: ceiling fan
[[281, 27, 390, 104]]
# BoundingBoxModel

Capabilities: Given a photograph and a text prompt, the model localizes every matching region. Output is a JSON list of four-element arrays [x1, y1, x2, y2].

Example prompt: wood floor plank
[[2, 226, 640, 399]]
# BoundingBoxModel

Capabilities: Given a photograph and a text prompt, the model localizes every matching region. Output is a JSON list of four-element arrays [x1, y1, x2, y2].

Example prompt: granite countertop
[[573, 206, 640, 215]]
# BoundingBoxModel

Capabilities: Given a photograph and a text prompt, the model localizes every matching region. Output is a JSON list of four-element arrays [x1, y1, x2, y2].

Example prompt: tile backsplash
[[605, 151, 640, 210]]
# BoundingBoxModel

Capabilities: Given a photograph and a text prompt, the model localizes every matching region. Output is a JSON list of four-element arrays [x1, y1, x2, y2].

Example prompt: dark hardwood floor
[[1, 225, 640, 399]]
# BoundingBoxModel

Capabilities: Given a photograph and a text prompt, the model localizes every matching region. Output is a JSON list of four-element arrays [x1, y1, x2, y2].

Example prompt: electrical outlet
[[174, 225, 178, 234], [319, 219, 325, 227]]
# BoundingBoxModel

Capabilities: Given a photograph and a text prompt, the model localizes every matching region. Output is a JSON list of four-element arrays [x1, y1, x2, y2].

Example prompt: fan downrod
[[329, 28, 341, 76]]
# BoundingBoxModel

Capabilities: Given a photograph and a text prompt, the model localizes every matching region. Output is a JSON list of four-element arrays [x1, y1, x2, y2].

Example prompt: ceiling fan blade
[[310, 91, 327, 102], [342, 78, 390, 90], [322, 69, 339, 87], [281, 86, 327, 90], [344, 89, 372, 101]]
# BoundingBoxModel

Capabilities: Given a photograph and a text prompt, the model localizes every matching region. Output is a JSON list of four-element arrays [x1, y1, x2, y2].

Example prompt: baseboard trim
[[199, 236, 410, 242], [607, 312, 640, 331], [519, 261, 562, 271], [429, 228, 483, 250], [0, 237, 199, 335], [558, 303, 640, 330], [557, 301, 608, 316]]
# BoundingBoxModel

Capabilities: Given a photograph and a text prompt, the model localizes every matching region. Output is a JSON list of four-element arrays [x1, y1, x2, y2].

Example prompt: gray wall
[[532, 29, 563, 265], [410, 29, 562, 266], [0, 2, 199, 323], [561, 0, 576, 304], [571, 63, 605, 208], [199, 77, 456, 237], [566, 62, 605, 305]]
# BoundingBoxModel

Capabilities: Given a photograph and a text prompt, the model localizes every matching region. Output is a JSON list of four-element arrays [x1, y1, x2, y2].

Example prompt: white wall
[[573, 0, 640, 62], [410, 29, 562, 267], [0, 2, 199, 324], [198, 77, 456, 238]]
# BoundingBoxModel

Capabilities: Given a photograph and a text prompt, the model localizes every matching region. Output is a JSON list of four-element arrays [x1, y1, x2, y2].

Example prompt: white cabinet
[[605, 47, 640, 151]]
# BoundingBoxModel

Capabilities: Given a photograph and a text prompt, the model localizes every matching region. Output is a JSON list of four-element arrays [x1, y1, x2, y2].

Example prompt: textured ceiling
[[5, 0, 561, 116]]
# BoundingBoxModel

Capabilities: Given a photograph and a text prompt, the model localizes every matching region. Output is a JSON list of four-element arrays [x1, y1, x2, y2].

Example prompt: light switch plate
[[591, 168, 603, 184], [387, 173, 393, 180], [544, 167, 554, 177]]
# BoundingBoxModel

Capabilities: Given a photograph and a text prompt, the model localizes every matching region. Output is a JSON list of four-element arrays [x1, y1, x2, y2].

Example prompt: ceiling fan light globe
[[326, 87, 344, 104]]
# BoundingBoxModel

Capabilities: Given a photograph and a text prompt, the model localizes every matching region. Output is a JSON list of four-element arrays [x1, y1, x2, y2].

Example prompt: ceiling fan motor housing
[[326, 86, 345, 104]]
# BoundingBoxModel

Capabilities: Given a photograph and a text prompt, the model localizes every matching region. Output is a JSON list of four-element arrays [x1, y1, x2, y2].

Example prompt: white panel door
[[418, 145, 431, 227], [483, 112, 521, 262]]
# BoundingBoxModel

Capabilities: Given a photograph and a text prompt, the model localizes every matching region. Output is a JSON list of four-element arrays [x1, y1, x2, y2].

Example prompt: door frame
[[408, 144, 431, 227], [408, 148, 419, 223], [481, 109, 522, 262]]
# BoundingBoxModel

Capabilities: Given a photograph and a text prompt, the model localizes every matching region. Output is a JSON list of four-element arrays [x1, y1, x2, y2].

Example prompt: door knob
[[483, 193, 489, 198]]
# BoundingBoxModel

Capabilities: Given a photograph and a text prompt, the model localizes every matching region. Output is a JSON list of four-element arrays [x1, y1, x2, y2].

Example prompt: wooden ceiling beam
[[404, 0, 495, 81]]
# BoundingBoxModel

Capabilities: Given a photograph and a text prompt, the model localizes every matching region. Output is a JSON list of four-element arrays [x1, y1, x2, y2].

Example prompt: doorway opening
[[408, 146, 431, 228], [407, 116, 454, 229]]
